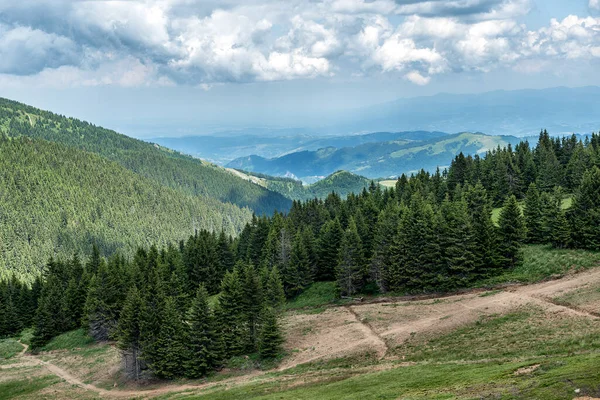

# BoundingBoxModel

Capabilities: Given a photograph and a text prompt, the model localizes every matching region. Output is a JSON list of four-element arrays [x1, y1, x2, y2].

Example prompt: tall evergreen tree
[[336, 218, 365, 296], [497, 195, 526, 268], [186, 285, 224, 378], [116, 286, 143, 380], [258, 307, 283, 360], [150, 298, 187, 379], [523, 183, 543, 243]]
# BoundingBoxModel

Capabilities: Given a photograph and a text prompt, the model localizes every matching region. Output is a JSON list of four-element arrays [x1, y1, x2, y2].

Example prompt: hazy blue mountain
[[336, 86, 600, 137], [151, 131, 448, 164], [226, 132, 524, 180]]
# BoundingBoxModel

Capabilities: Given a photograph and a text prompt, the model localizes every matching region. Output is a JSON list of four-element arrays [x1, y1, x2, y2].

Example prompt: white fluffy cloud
[[591, 0, 600, 10], [0, 0, 599, 87]]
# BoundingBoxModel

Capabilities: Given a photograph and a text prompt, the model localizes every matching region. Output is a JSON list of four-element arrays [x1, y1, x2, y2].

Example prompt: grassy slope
[[0, 137, 251, 281], [0, 97, 290, 215]]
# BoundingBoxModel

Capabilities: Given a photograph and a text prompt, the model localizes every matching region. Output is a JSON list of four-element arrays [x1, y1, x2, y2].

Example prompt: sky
[[0, 0, 599, 137]]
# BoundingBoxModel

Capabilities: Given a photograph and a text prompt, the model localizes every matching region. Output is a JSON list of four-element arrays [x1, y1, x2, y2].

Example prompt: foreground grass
[[177, 353, 600, 400], [40, 328, 95, 352], [0, 376, 60, 400], [0, 338, 23, 359], [395, 306, 600, 362]]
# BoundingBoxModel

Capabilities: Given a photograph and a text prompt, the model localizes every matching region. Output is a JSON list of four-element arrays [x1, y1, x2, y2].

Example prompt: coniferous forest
[[2, 130, 600, 380]]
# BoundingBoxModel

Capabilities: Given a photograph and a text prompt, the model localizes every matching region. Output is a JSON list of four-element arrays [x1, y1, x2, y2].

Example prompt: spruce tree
[[370, 203, 401, 293], [464, 182, 498, 277], [569, 166, 600, 250], [264, 265, 286, 309], [336, 218, 365, 296], [439, 197, 476, 289], [258, 307, 283, 360], [523, 183, 543, 243], [150, 297, 188, 379], [186, 285, 224, 378], [497, 195, 526, 268], [215, 268, 245, 357], [389, 195, 441, 292], [31, 275, 66, 349], [316, 218, 343, 281], [116, 286, 143, 380]]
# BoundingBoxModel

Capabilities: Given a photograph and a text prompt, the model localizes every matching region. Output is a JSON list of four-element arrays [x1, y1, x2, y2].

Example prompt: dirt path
[[345, 305, 389, 359], [8, 268, 600, 398]]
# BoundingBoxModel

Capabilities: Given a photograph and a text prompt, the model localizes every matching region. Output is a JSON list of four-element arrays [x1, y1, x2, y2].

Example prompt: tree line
[[1, 233, 285, 380], [234, 130, 600, 296]]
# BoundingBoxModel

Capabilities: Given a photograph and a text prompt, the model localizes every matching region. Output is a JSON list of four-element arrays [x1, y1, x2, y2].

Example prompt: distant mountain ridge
[[151, 130, 449, 164], [226, 132, 524, 180], [336, 86, 600, 137]]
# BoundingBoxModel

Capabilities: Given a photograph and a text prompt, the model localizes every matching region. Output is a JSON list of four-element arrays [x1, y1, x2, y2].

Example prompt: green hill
[[0, 98, 291, 215], [0, 136, 252, 282], [233, 170, 373, 201]]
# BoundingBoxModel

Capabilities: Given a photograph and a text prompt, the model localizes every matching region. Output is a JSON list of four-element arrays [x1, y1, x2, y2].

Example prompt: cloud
[[591, 0, 599, 10], [0, 0, 597, 87], [0, 25, 78, 75]]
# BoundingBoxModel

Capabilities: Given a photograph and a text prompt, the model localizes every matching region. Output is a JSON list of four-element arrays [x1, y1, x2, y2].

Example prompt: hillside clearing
[[4, 266, 600, 399]]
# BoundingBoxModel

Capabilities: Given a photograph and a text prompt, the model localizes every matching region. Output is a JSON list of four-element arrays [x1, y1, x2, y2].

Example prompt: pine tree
[[464, 182, 498, 277], [31, 275, 66, 349], [258, 307, 283, 360], [316, 218, 343, 281], [569, 166, 600, 250], [215, 268, 245, 357], [186, 285, 223, 378], [551, 209, 571, 249], [150, 297, 188, 379], [264, 266, 285, 309], [389, 195, 441, 292], [240, 262, 264, 351], [439, 197, 476, 289], [523, 183, 543, 243], [116, 286, 143, 380], [497, 195, 526, 268], [336, 218, 365, 296], [371, 203, 401, 293]]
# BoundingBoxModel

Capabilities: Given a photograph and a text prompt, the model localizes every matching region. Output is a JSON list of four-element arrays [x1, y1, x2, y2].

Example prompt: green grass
[[395, 307, 600, 362], [0, 376, 60, 400], [284, 282, 345, 310], [178, 353, 600, 400], [482, 244, 600, 285], [0, 338, 23, 359], [40, 329, 95, 352], [19, 327, 34, 346]]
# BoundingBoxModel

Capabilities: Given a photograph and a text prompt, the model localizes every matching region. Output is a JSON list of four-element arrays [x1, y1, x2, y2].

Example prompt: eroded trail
[[345, 305, 389, 359]]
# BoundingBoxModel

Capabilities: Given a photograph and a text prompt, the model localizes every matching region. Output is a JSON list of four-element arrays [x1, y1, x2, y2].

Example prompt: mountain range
[[226, 132, 525, 180]]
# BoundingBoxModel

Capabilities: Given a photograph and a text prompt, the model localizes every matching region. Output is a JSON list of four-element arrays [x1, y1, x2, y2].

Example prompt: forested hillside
[[0, 136, 252, 282], [238, 170, 373, 201], [0, 98, 291, 215]]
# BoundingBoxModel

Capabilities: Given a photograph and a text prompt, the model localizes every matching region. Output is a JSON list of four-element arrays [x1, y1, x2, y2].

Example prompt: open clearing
[[3, 268, 600, 399]]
